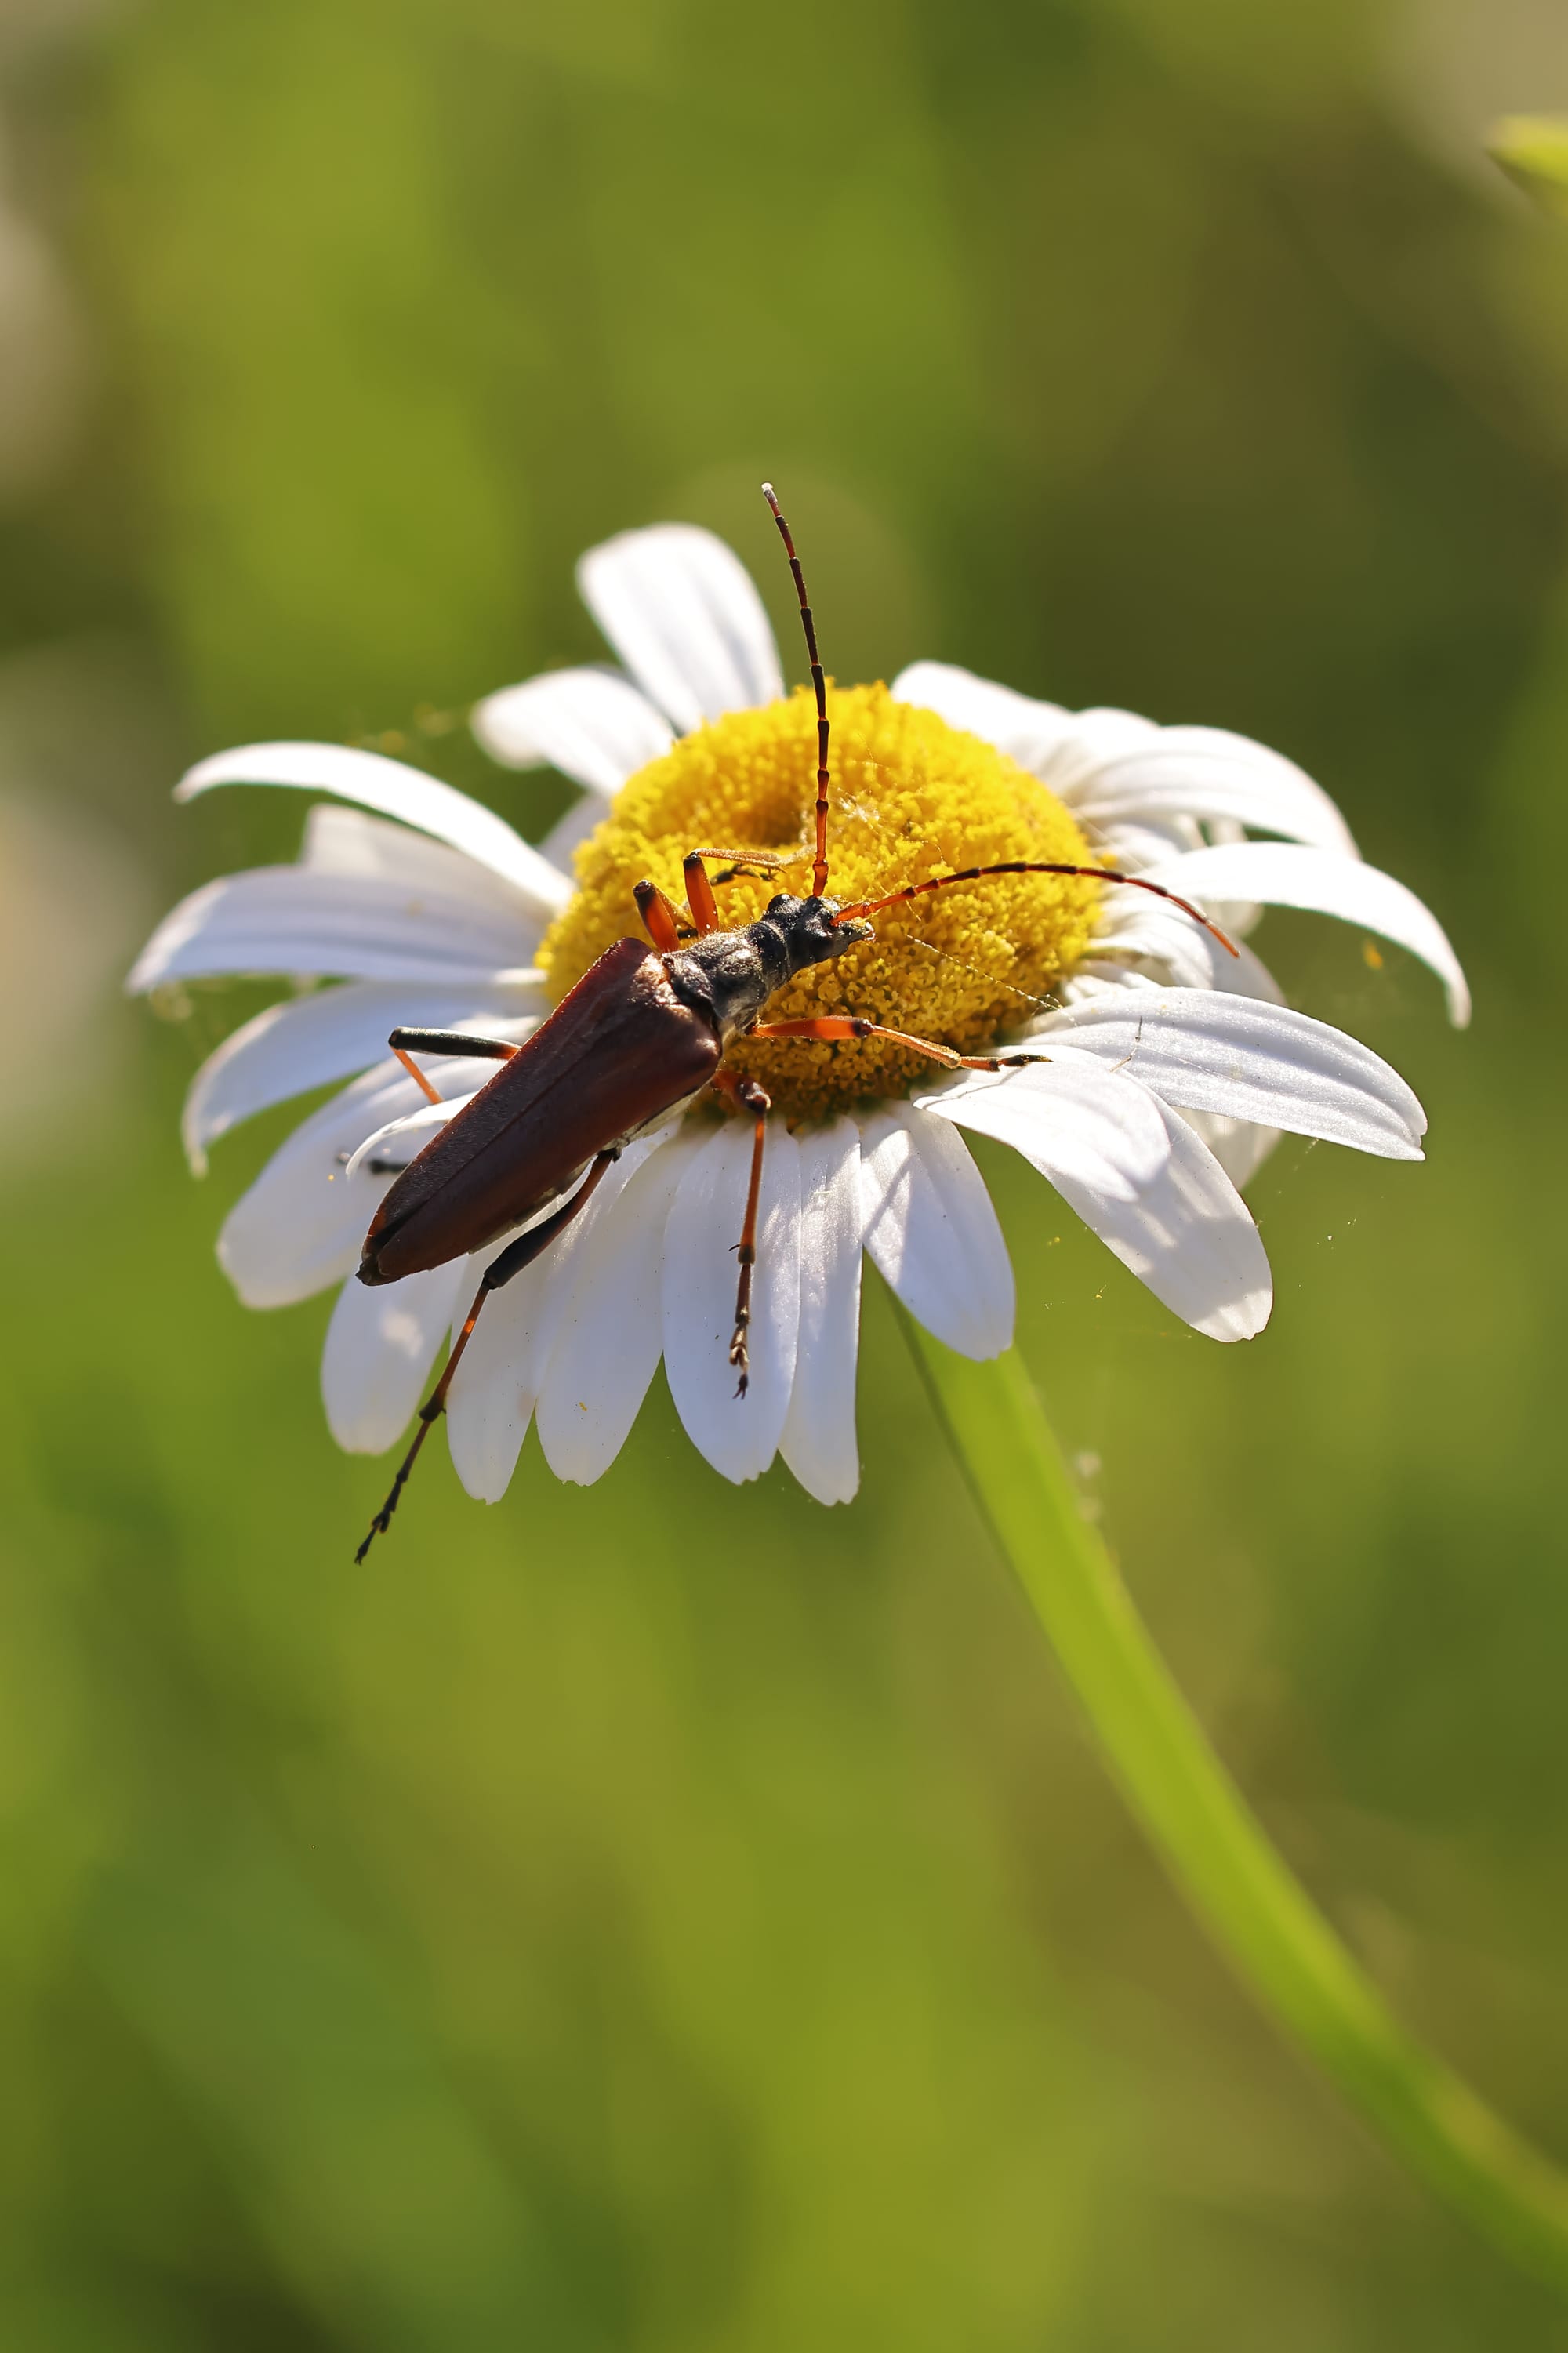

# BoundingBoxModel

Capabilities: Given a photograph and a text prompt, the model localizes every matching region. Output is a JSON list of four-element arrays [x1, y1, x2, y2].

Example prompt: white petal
[[296, 804, 543, 914], [126, 865, 539, 994], [577, 525, 783, 732], [1092, 815, 1205, 870], [216, 1055, 499, 1309], [471, 665, 673, 793], [891, 661, 1076, 770], [1039, 708, 1163, 797], [916, 1055, 1174, 1204], [535, 1129, 702, 1485], [1023, 989, 1427, 1159], [1069, 727, 1358, 857], [1089, 895, 1284, 1000], [662, 1120, 800, 1483], [779, 1119, 863, 1506], [444, 1138, 666, 1505], [321, 1261, 464, 1454], [858, 1108, 1014, 1359], [1056, 964, 1167, 1007], [180, 980, 543, 1175], [1178, 1107, 1280, 1191], [1142, 842, 1470, 1026], [343, 1092, 477, 1181], [173, 740, 571, 910], [535, 790, 607, 877], [957, 1076, 1271, 1340], [927, 1068, 1271, 1345]]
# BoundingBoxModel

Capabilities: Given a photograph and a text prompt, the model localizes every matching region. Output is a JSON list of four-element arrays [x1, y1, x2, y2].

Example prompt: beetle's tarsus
[[354, 1418, 434, 1561]]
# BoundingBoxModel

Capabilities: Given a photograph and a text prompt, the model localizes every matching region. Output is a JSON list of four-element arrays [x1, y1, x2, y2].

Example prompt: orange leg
[[684, 848, 800, 933], [633, 880, 684, 953], [710, 1066, 772, 1396], [354, 1149, 616, 1561], [747, 1016, 1050, 1076], [682, 852, 720, 936], [392, 1048, 443, 1105], [643, 852, 801, 950]]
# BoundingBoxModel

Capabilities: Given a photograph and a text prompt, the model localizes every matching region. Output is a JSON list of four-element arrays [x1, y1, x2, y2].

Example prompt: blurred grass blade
[[1490, 117, 1568, 219], [905, 1321, 1568, 2296]]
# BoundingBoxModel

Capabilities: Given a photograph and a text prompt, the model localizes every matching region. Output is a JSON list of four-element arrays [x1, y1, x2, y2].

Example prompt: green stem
[[904, 1322, 1568, 2292]]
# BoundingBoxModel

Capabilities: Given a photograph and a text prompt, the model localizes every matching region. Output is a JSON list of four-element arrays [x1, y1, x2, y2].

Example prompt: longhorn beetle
[[351, 485, 1236, 1559]]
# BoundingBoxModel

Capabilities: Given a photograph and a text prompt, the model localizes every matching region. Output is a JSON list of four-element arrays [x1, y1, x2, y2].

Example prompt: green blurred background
[[5, 0, 1568, 2343]]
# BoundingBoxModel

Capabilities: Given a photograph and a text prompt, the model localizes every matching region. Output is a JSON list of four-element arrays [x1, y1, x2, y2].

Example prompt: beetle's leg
[[747, 1016, 1051, 1076], [688, 844, 804, 889], [391, 1049, 443, 1106], [390, 1027, 519, 1060], [388, 1026, 520, 1105], [633, 880, 684, 953], [687, 845, 796, 873], [682, 852, 720, 936], [354, 1149, 617, 1562], [710, 1066, 771, 1397], [668, 837, 800, 927], [479, 1148, 619, 1291]]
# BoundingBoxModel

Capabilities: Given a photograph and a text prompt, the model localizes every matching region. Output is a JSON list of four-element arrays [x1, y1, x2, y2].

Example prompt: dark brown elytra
[[350, 485, 1236, 1560]]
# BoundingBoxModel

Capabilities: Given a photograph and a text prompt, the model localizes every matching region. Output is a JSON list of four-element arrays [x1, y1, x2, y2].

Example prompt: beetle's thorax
[[663, 894, 873, 1044]]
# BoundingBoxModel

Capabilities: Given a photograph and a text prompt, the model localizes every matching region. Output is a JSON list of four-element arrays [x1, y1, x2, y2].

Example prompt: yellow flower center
[[539, 682, 1101, 1122]]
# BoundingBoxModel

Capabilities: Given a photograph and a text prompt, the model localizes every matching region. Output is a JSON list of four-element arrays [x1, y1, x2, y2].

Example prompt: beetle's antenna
[[761, 484, 831, 899], [832, 861, 1240, 957]]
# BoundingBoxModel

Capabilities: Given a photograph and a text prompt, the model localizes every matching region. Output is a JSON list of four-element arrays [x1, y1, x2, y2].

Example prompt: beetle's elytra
[[352, 486, 1233, 1560], [360, 940, 724, 1285]]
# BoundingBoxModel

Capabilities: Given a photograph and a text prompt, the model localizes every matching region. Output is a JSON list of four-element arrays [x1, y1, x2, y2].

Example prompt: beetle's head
[[764, 892, 873, 975]]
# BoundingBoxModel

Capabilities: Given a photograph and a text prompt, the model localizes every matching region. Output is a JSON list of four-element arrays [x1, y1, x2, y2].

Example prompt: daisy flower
[[129, 499, 1465, 1520]]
